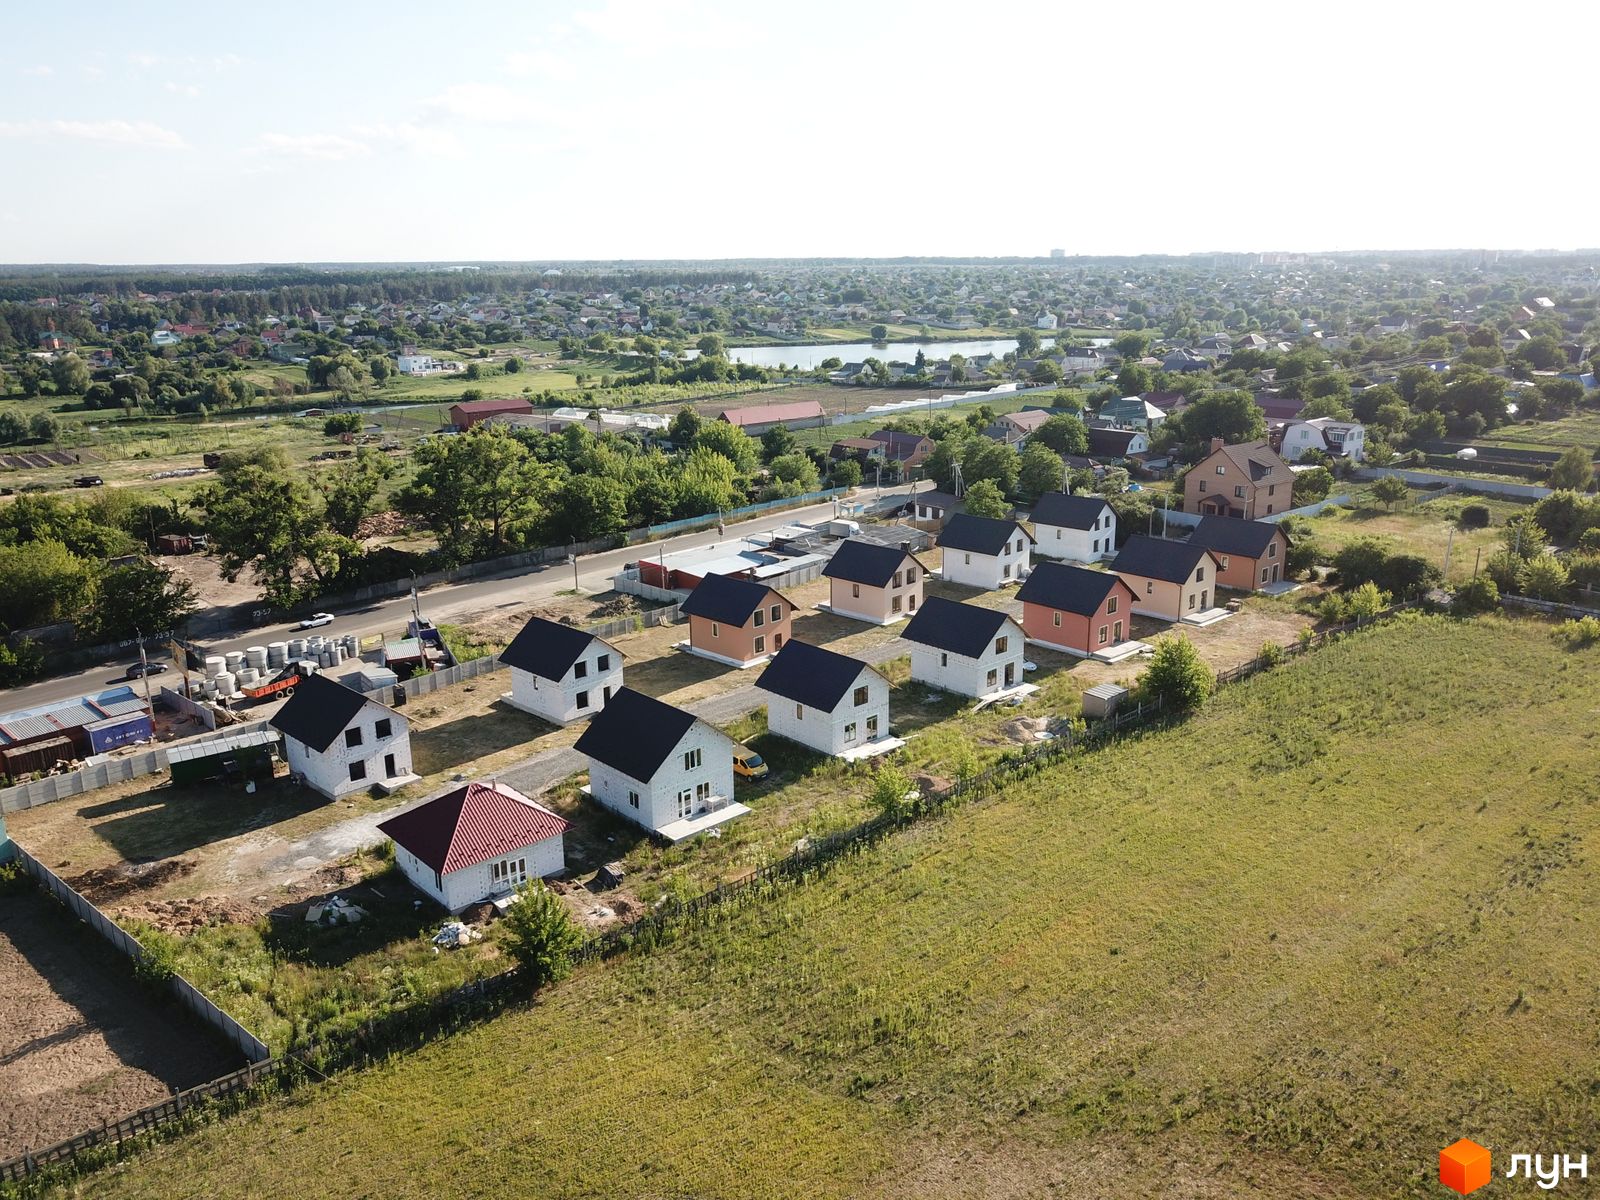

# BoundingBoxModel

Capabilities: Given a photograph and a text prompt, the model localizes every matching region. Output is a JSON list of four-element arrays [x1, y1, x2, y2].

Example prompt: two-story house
[[937, 513, 1033, 590], [1182, 438, 1295, 520], [378, 781, 569, 912], [820, 539, 925, 624], [755, 640, 898, 759], [1017, 561, 1141, 659], [1030, 492, 1117, 563], [270, 672, 415, 799], [1276, 418, 1366, 463], [1111, 535, 1223, 622], [902, 596, 1028, 700], [499, 615, 623, 724], [1185, 516, 1291, 591], [573, 687, 747, 842], [680, 573, 795, 668]]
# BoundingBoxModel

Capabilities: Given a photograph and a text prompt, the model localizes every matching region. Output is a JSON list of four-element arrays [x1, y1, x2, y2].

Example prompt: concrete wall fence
[[1353, 467, 1552, 500]]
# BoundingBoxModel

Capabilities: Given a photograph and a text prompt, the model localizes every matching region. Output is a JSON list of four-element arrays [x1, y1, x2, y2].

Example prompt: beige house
[[680, 573, 795, 667], [1111, 534, 1222, 622], [1182, 438, 1295, 520], [820, 539, 925, 624]]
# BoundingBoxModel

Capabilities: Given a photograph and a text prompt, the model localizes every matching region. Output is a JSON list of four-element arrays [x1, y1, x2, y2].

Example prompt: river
[[724, 336, 1110, 371]]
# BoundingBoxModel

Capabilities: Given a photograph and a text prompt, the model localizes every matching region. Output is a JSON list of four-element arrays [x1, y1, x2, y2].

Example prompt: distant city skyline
[[2, 1, 1594, 265]]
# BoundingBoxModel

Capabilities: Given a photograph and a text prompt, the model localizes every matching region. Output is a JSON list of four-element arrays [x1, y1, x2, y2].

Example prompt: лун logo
[[1440, 1139, 1492, 1195]]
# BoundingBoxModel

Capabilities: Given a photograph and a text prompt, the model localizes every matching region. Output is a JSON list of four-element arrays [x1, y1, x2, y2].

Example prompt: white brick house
[[270, 672, 414, 800], [755, 639, 896, 758], [499, 615, 623, 724], [937, 512, 1033, 590], [902, 596, 1028, 699], [573, 687, 747, 842], [378, 781, 569, 912], [1030, 492, 1117, 563]]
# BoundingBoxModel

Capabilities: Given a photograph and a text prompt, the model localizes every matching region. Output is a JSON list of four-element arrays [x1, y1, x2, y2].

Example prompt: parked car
[[298, 612, 336, 629], [124, 660, 170, 679], [74, 475, 104, 488], [732, 745, 769, 780]]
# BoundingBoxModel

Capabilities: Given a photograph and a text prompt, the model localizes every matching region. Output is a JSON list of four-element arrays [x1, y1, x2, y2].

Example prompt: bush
[[1566, 553, 1600, 592], [1518, 554, 1571, 601], [1484, 551, 1524, 595], [500, 882, 584, 987], [871, 764, 919, 820], [1258, 642, 1285, 667], [132, 931, 179, 987], [1580, 529, 1600, 553], [1458, 504, 1491, 529], [1451, 575, 1499, 615], [1553, 616, 1600, 648], [0, 857, 29, 895], [1138, 635, 1212, 713]]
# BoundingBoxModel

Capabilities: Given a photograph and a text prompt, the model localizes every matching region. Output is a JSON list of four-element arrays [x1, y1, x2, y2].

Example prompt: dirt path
[[0, 890, 239, 1159]]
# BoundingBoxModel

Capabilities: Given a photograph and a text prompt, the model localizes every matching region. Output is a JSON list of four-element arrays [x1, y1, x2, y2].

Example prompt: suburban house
[[902, 596, 1028, 700], [1030, 492, 1117, 562], [1086, 426, 1149, 459], [983, 409, 1052, 444], [1017, 562, 1141, 659], [1096, 395, 1167, 430], [573, 686, 746, 841], [680, 572, 794, 667], [377, 781, 569, 912], [717, 399, 826, 435], [907, 489, 961, 528], [1275, 417, 1367, 462], [499, 615, 623, 724], [828, 436, 886, 464], [1182, 438, 1295, 519], [1185, 516, 1291, 591], [1111, 535, 1223, 622], [820, 538, 925, 624], [1059, 346, 1104, 375], [937, 512, 1033, 589], [269, 672, 415, 800], [449, 397, 535, 430], [868, 430, 935, 471], [755, 640, 898, 759]]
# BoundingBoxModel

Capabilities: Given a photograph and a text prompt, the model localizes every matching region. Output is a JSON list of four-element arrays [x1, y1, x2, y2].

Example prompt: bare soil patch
[[0, 890, 239, 1160]]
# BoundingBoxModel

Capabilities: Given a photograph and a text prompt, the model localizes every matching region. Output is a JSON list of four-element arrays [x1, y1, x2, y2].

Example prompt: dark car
[[74, 475, 105, 487], [124, 660, 170, 679]]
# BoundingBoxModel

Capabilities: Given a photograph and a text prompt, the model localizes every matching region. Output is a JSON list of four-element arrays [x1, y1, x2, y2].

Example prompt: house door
[[773, 632, 784, 649], [1200, 590, 1209, 610], [603, 685, 613, 702], [1271, 564, 1280, 583], [1113, 620, 1123, 642], [383, 753, 396, 778], [677, 789, 693, 819], [1004, 662, 1015, 687]]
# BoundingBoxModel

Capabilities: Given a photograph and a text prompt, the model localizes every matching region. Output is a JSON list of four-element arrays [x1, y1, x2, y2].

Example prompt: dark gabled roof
[[269, 671, 374, 753], [938, 512, 1029, 556], [822, 538, 921, 587], [1111, 534, 1215, 584], [1031, 492, 1112, 531], [499, 615, 612, 682], [377, 782, 569, 875], [755, 640, 881, 711], [679, 573, 785, 626], [573, 687, 701, 783], [901, 596, 1016, 658], [1087, 427, 1139, 457], [1017, 562, 1131, 615], [1186, 515, 1288, 558]]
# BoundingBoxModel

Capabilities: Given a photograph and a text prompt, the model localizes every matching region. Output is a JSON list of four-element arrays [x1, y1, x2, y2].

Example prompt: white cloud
[[164, 81, 202, 98], [423, 82, 552, 125], [127, 52, 160, 68], [208, 53, 243, 72], [349, 121, 463, 157], [502, 48, 577, 80], [257, 132, 372, 161], [22, 64, 53, 77], [0, 119, 189, 149], [80, 64, 105, 79], [572, 0, 756, 52]]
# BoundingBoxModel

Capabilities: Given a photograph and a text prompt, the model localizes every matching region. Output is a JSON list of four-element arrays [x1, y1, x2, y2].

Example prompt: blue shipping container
[[85, 713, 153, 754]]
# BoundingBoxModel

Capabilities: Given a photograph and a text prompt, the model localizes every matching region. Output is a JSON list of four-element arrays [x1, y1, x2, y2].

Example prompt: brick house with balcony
[[1182, 438, 1295, 520]]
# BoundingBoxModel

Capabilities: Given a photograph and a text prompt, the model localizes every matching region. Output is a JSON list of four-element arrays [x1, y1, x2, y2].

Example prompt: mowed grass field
[[62, 614, 1600, 1199]]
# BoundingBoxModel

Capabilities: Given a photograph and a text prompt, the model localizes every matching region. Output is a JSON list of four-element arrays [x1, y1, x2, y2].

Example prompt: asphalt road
[[4, 483, 930, 714]]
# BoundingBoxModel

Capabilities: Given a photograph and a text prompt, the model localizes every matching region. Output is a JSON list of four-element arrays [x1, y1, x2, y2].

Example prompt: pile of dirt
[[1000, 716, 1051, 745], [67, 858, 196, 903], [585, 594, 640, 620], [914, 773, 953, 798], [458, 900, 499, 926], [355, 510, 412, 540], [111, 894, 262, 934]]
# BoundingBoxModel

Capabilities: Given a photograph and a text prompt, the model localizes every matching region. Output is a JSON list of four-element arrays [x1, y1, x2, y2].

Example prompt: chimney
[[1209, 436, 1225, 454]]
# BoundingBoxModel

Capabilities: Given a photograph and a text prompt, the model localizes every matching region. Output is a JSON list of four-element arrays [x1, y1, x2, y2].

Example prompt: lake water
[[725, 336, 1112, 371]]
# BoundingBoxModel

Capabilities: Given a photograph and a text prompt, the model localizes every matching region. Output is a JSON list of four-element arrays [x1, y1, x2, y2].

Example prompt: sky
[[2, 0, 1596, 265]]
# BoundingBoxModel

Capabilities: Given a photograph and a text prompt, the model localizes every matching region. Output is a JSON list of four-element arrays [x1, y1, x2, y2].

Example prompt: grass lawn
[[1299, 491, 1534, 583], [1479, 411, 1600, 451], [65, 613, 1600, 1200]]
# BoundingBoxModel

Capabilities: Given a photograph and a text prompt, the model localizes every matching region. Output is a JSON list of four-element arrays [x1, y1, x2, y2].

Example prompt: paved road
[[4, 483, 930, 714]]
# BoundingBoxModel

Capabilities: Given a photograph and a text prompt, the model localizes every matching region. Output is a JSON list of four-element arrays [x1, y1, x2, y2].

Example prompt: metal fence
[[11, 845, 271, 1063], [636, 488, 846, 541], [583, 603, 684, 642], [404, 654, 506, 698]]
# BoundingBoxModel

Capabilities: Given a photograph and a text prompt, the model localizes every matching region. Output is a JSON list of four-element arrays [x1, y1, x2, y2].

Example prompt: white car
[[298, 612, 335, 629]]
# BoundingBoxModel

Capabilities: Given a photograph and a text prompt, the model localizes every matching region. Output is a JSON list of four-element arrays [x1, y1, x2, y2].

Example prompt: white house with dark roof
[[377, 781, 569, 912], [499, 614, 623, 724], [1030, 492, 1117, 563], [755, 640, 899, 759], [937, 512, 1033, 590], [573, 687, 747, 842], [269, 672, 415, 799], [902, 596, 1030, 700]]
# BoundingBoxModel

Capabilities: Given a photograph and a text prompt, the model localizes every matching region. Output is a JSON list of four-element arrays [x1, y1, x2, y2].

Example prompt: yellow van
[[732, 745, 769, 780]]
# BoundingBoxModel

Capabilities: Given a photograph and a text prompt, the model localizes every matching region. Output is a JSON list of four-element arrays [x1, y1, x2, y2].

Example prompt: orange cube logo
[[1440, 1139, 1492, 1194]]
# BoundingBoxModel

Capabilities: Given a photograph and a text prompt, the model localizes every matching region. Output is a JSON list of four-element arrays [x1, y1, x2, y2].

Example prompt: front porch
[[836, 735, 907, 762], [1180, 607, 1233, 627]]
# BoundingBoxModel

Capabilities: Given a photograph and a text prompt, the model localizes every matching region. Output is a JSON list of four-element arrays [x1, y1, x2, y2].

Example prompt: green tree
[[87, 559, 198, 642], [1299, 395, 1353, 421], [1291, 465, 1334, 506], [1016, 328, 1042, 357], [1112, 331, 1151, 360], [1163, 390, 1265, 452], [1452, 575, 1499, 615], [320, 447, 397, 538], [694, 422, 760, 476], [668, 406, 701, 445], [465, 361, 484, 381], [1549, 445, 1596, 492], [499, 882, 584, 987], [1501, 515, 1550, 560], [675, 446, 743, 515], [1519, 554, 1571, 600], [1515, 336, 1566, 371], [1017, 441, 1067, 501], [871, 762, 918, 820], [1116, 363, 1152, 396], [0, 539, 96, 632], [0, 409, 29, 443], [1139, 635, 1212, 713], [870, 324, 888, 342], [1344, 580, 1390, 620], [323, 412, 362, 436], [502, 356, 523, 374], [547, 474, 629, 542], [696, 332, 726, 358], [49, 354, 90, 395], [962, 478, 1008, 519], [1369, 475, 1410, 510], [1030, 359, 1064, 385], [401, 425, 545, 555], [201, 452, 353, 606], [830, 457, 863, 488], [766, 452, 819, 493], [760, 423, 796, 463], [28, 412, 60, 443], [1031, 413, 1088, 456], [961, 438, 1020, 493]]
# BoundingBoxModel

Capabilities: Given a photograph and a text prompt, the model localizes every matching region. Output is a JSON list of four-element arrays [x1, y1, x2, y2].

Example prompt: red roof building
[[377, 781, 569, 911], [449, 397, 535, 430], [716, 399, 826, 434]]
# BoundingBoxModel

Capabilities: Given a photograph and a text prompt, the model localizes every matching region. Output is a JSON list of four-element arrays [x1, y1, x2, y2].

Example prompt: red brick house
[[1182, 438, 1295, 519]]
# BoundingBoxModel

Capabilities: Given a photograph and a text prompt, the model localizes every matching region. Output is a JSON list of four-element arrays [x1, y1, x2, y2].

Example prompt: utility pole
[[1473, 547, 1482, 578], [1442, 525, 1455, 582], [134, 628, 154, 711], [570, 552, 580, 593]]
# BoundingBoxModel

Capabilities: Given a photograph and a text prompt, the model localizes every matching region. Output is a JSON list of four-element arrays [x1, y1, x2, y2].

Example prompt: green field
[[1298, 489, 1535, 583], [1479, 411, 1600, 451], [65, 614, 1600, 1199]]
